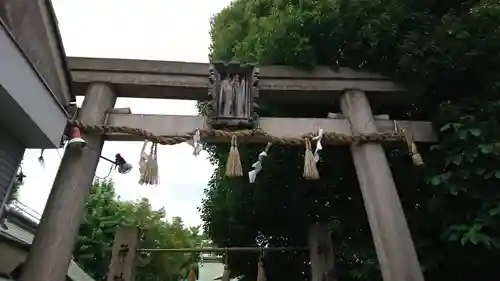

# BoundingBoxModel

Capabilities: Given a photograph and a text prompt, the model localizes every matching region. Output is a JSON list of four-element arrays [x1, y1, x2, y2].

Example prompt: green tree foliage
[[7, 167, 25, 204], [201, 0, 500, 280], [7, 178, 20, 204], [74, 180, 201, 281]]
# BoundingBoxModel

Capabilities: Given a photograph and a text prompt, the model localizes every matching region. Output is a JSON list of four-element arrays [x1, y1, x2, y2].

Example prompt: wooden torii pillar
[[18, 83, 117, 281], [341, 89, 424, 281]]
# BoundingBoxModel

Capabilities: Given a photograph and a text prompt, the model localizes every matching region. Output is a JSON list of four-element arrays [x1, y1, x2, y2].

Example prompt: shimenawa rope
[[68, 120, 419, 182], [68, 120, 407, 146]]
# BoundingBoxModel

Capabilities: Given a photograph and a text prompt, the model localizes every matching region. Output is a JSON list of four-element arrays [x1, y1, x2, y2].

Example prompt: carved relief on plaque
[[208, 62, 259, 129]]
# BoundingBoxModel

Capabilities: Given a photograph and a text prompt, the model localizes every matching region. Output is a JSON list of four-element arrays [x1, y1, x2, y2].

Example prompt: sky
[[18, 0, 233, 227]]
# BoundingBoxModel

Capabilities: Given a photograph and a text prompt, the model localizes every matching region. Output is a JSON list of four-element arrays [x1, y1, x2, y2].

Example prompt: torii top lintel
[[69, 57, 416, 105]]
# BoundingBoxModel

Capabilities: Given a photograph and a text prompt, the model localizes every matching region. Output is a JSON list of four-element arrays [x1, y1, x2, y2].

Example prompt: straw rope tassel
[[226, 135, 243, 178], [303, 137, 320, 180], [142, 142, 159, 185], [256, 258, 267, 281], [150, 142, 159, 184], [143, 142, 155, 185]]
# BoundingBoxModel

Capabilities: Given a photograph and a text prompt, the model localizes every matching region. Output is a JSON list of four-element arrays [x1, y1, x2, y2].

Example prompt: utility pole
[[19, 83, 116, 281]]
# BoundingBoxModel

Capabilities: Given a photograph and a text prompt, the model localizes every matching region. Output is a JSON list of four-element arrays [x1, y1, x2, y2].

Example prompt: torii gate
[[18, 58, 435, 281]]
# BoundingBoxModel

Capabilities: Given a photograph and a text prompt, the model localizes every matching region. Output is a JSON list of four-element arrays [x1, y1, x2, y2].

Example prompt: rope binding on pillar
[[394, 121, 425, 166]]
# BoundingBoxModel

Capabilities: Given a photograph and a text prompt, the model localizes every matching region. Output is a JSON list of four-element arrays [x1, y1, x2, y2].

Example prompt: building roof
[[0, 206, 94, 281]]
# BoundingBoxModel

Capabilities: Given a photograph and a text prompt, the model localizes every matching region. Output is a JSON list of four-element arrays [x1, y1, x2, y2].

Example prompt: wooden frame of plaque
[[207, 61, 259, 129]]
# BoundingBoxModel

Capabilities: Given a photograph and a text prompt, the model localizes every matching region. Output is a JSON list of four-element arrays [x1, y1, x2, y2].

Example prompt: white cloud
[[18, 0, 231, 227]]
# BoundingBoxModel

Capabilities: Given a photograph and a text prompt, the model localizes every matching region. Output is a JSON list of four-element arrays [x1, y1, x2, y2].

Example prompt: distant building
[[0, 203, 94, 281], [197, 241, 240, 281], [199, 256, 227, 281]]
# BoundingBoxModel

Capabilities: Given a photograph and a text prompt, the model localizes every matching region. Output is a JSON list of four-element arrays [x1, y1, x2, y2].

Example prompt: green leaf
[[460, 235, 468, 245], [475, 168, 486, 175], [489, 208, 500, 216], [447, 233, 459, 242], [430, 144, 441, 151], [479, 144, 494, 154], [451, 154, 463, 165], [440, 123, 451, 132], [430, 176, 441, 186], [465, 151, 478, 163], [468, 128, 481, 137], [74, 181, 201, 280]]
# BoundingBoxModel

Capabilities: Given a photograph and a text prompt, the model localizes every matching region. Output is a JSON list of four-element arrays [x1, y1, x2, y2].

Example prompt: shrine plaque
[[208, 61, 260, 129]]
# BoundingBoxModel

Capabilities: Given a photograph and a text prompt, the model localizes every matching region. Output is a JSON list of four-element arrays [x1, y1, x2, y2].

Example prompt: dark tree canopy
[[201, 0, 500, 281]]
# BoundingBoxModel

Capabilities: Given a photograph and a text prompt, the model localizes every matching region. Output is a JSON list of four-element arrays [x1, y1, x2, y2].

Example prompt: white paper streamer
[[248, 143, 272, 183], [187, 129, 202, 156], [312, 128, 323, 163]]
